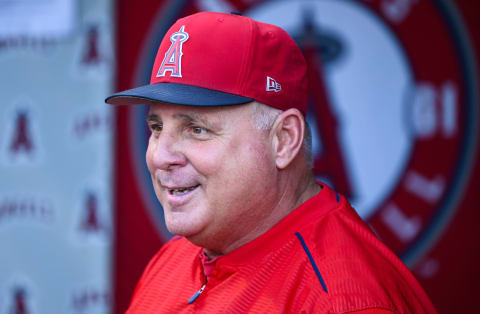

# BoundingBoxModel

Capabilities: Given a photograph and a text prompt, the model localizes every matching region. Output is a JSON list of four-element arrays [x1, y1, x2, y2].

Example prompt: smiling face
[[146, 102, 280, 252]]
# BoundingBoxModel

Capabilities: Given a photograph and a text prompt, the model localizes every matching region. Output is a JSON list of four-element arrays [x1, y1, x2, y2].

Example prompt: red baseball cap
[[105, 12, 307, 115]]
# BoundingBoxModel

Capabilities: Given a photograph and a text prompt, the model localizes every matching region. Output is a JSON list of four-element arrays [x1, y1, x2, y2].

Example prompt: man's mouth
[[168, 185, 200, 195]]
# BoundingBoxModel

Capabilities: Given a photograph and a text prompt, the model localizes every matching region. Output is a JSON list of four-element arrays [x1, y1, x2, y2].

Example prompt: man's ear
[[271, 108, 305, 169]]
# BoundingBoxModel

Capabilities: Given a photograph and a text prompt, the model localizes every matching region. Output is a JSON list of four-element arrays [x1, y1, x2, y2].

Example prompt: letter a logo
[[157, 25, 189, 78], [80, 192, 103, 233], [10, 111, 33, 155]]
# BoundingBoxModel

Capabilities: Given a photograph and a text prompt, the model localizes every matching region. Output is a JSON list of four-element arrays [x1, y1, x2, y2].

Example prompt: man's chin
[[168, 225, 214, 249], [165, 221, 203, 239]]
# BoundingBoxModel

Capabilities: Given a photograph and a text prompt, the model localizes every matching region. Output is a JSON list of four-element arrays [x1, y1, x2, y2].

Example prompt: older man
[[106, 11, 437, 313]]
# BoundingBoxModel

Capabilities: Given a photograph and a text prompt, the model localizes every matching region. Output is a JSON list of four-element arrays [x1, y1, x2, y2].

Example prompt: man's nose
[[147, 132, 187, 171]]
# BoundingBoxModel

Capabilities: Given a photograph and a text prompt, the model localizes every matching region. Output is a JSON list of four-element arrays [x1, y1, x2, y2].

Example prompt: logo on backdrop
[[82, 26, 102, 66], [73, 21, 112, 76], [0, 195, 54, 225], [1, 98, 43, 166], [72, 110, 112, 140], [2, 277, 36, 314], [79, 192, 103, 233], [9, 112, 34, 156], [157, 25, 189, 78], [70, 286, 111, 313], [72, 189, 111, 244], [10, 287, 29, 314], [130, 0, 476, 265], [78, 191, 110, 236]]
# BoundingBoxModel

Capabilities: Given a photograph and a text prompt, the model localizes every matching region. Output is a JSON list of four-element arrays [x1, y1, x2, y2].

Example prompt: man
[[106, 11, 437, 313]]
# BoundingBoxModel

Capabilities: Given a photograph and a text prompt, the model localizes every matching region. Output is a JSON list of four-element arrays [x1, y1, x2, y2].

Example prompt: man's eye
[[149, 123, 162, 132], [191, 126, 207, 135]]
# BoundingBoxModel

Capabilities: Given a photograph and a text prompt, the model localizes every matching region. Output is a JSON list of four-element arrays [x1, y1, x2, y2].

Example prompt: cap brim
[[105, 82, 254, 107]]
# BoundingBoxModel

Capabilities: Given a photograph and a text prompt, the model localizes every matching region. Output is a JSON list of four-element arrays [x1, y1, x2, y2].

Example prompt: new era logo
[[266, 76, 282, 92]]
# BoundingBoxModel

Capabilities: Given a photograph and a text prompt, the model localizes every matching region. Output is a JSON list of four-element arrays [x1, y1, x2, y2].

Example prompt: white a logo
[[157, 25, 189, 78], [266, 76, 282, 92]]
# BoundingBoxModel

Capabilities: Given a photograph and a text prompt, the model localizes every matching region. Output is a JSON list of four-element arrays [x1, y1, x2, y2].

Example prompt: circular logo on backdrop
[[129, 0, 477, 265]]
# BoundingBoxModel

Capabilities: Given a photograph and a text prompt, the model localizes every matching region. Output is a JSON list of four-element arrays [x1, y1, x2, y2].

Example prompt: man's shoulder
[[298, 197, 436, 313], [301, 199, 406, 289]]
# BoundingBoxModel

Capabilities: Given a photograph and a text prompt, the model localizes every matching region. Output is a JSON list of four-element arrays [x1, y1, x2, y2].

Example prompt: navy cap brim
[[105, 82, 254, 107]]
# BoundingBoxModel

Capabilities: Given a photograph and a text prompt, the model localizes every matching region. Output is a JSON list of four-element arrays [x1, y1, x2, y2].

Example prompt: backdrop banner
[[114, 0, 479, 313], [0, 0, 114, 313]]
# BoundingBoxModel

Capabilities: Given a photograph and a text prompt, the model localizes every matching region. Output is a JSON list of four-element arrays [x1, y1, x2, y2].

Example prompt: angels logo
[[128, 0, 477, 265], [156, 25, 189, 78], [73, 189, 111, 244], [73, 21, 112, 76], [9, 112, 34, 156], [10, 287, 29, 314], [1, 98, 43, 166], [81, 26, 102, 66], [2, 277, 37, 314], [79, 192, 103, 233]]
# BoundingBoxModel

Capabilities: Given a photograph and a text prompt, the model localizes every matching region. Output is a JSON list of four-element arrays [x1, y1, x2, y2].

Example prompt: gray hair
[[251, 102, 313, 167]]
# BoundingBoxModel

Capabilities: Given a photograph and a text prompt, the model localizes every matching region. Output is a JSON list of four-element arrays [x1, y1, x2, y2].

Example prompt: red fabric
[[126, 184, 437, 313]]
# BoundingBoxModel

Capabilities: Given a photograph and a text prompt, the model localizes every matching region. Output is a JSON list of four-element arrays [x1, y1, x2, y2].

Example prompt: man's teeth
[[169, 186, 198, 195]]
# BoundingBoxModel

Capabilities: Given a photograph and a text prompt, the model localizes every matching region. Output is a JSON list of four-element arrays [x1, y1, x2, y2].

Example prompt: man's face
[[146, 102, 279, 250]]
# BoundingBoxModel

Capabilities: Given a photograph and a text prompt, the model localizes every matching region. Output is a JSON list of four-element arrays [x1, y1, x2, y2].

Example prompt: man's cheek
[[145, 149, 154, 173]]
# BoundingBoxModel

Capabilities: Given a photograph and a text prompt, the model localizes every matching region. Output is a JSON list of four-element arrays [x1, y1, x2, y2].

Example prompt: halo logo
[[10, 287, 29, 314], [156, 25, 189, 78], [2, 277, 37, 314], [81, 26, 102, 66], [9, 112, 34, 156], [72, 188, 111, 245], [79, 192, 104, 233], [1, 98, 44, 166]]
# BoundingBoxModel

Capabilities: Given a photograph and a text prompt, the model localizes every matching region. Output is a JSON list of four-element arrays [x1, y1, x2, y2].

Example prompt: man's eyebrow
[[146, 113, 160, 123], [173, 112, 217, 126], [145, 111, 221, 128]]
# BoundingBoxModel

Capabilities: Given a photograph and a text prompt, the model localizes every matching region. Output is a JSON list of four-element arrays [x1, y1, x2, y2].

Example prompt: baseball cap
[[105, 11, 307, 115]]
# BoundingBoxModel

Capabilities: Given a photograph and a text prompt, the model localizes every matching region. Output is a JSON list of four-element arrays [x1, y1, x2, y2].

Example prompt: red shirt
[[127, 184, 437, 313]]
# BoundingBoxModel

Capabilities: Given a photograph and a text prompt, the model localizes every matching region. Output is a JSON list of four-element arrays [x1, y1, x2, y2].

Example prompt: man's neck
[[203, 173, 321, 260], [203, 248, 222, 260], [294, 174, 322, 208]]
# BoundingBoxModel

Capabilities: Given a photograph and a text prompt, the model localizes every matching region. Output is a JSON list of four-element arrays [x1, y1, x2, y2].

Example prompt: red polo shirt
[[127, 184, 437, 313]]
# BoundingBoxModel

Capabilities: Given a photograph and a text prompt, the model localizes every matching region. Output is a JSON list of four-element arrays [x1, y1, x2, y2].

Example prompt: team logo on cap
[[266, 76, 282, 92], [156, 25, 189, 78]]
